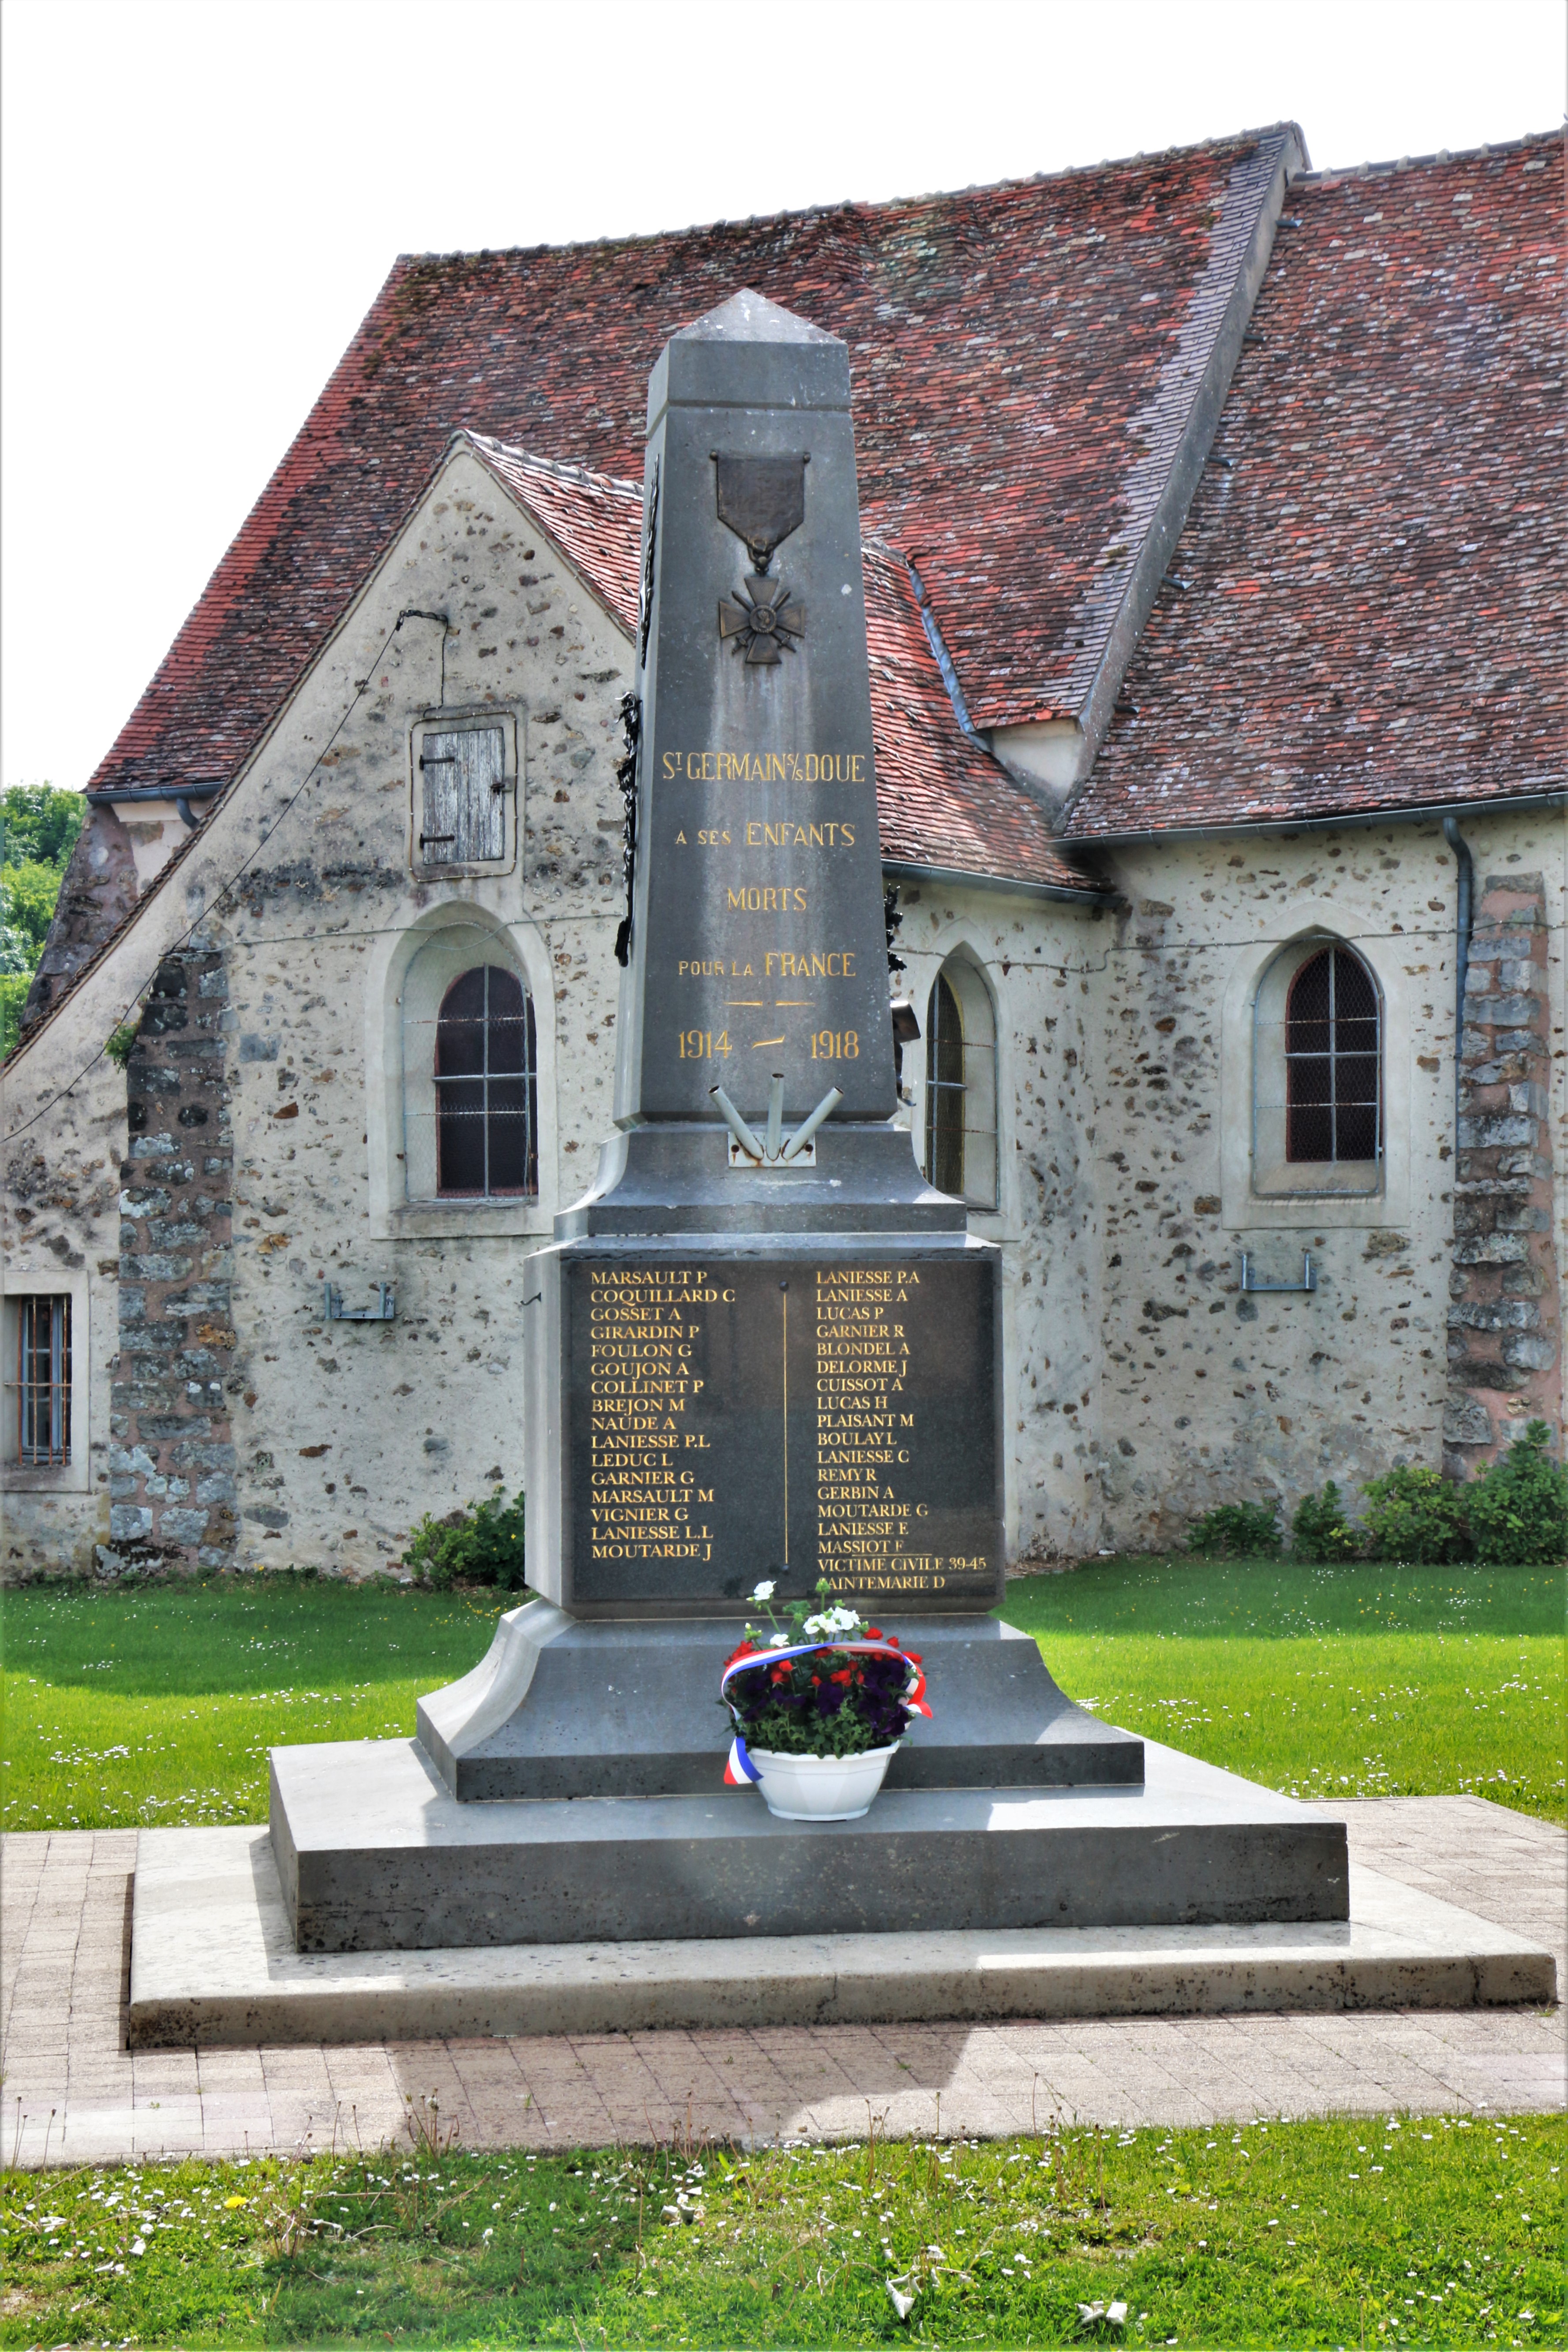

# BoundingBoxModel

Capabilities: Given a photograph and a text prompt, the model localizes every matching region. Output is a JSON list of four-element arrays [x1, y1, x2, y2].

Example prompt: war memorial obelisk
[[266, 295, 1348, 1954], [529, 287, 1001, 1624]]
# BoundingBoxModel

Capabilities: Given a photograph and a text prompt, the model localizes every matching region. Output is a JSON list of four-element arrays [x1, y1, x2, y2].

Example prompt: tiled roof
[[862, 543, 1097, 893], [1066, 132, 1566, 838], [469, 438, 1101, 897], [469, 440, 641, 637], [87, 128, 1296, 800]]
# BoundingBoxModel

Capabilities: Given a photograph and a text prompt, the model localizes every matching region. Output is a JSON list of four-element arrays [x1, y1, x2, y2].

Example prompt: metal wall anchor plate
[[1239, 1253, 1315, 1295], [324, 1282, 396, 1322]]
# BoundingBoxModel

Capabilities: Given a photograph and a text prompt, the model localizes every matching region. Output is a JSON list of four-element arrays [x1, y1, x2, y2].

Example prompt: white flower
[[750, 1580, 776, 1602], [803, 1605, 861, 1638], [769, 1631, 790, 1647]]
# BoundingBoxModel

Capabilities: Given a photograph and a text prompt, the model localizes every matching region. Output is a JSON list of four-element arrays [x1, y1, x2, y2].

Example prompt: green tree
[[0, 858, 67, 962], [0, 782, 85, 869], [0, 783, 85, 1058]]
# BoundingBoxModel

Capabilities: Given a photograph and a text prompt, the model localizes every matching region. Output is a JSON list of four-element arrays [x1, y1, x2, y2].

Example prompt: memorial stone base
[[269, 1732, 1348, 1957], [264, 1602, 1350, 1957], [413, 1609, 1141, 1800]]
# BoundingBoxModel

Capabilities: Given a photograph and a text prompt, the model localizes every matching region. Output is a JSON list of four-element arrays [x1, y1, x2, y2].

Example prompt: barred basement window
[[12, 1294, 71, 1465], [434, 966, 538, 1198]]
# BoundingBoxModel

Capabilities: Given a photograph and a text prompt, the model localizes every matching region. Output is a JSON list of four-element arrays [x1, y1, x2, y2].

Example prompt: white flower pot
[[746, 1741, 901, 1821]]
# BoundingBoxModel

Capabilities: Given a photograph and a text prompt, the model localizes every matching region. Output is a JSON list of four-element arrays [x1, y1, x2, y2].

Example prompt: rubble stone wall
[[1445, 869, 1562, 1469], [107, 946, 237, 1571]]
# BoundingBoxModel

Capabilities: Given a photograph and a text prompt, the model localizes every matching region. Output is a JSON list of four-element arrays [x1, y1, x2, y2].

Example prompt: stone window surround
[[408, 707, 520, 878], [904, 930, 1009, 1229], [365, 895, 558, 1242], [1, 1265, 91, 1494], [1220, 905, 1411, 1232], [924, 946, 1001, 1212]]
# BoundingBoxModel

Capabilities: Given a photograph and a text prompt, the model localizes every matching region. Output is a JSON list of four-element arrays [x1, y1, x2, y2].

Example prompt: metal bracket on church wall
[[1239, 1253, 1316, 1296], [324, 1283, 397, 1323]]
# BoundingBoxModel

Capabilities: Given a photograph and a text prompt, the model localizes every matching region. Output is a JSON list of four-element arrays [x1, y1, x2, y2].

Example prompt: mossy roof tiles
[[1066, 132, 1566, 836], [87, 129, 1295, 800]]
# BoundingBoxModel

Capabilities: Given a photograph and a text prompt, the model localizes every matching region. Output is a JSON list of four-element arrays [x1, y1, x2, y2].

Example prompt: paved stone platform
[[2, 1798, 1561, 2168], [131, 1825, 1547, 2046]]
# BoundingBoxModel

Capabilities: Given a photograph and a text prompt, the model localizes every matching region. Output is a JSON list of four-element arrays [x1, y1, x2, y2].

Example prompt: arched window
[[922, 952, 998, 1209], [925, 974, 965, 1197], [1251, 934, 1383, 1198], [433, 965, 538, 1197], [1284, 945, 1381, 1163]]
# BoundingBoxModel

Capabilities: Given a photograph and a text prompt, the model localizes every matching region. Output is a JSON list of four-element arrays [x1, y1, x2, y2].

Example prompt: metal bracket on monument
[[711, 1076, 842, 1168]]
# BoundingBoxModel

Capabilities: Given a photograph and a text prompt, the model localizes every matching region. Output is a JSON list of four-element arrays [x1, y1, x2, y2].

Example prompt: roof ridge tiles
[[1291, 123, 1562, 186], [1068, 134, 1564, 838], [393, 122, 1303, 271], [463, 432, 640, 498]]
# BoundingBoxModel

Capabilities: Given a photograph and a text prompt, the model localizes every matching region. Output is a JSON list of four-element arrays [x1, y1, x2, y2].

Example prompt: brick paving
[[1, 1797, 1560, 2169]]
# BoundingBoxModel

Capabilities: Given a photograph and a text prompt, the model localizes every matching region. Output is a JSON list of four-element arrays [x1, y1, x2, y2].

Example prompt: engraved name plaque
[[529, 1242, 1001, 1617]]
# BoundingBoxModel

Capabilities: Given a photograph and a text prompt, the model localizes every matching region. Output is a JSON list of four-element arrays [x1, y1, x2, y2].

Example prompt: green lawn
[[1, 1576, 499, 1834], [1003, 1557, 1565, 1824], [1, 2116, 1560, 2347], [1, 1557, 1562, 1832]]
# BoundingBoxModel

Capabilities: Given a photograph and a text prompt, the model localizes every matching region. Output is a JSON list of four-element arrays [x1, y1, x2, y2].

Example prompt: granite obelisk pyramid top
[[615, 290, 893, 1133]]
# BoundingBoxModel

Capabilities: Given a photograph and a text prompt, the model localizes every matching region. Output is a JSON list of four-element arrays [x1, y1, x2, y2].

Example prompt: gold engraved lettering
[[725, 886, 808, 912], [659, 752, 864, 796], [585, 1267, 726, 1563], [808, 1267, 986, 1593], [764, 951, 855, 980]]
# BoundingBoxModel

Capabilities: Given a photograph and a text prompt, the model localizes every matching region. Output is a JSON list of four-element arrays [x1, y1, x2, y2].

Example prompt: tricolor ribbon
[[724, 1734, 763, 1786]]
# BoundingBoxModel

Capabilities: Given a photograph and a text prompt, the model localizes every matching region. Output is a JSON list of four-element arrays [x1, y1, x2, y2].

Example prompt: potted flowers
[[720, 1577, 931, 1821]]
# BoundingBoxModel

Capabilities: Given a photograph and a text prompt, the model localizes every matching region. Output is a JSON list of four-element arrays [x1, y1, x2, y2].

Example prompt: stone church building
[[3, 122, 1561, 1581]]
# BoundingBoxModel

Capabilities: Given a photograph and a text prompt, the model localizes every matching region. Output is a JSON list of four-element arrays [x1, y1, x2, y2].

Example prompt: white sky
[[1, 0, 1560, 795]]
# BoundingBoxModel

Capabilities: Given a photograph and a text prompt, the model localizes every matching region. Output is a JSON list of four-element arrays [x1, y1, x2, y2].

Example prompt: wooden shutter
[[420, 728, 506, 862]]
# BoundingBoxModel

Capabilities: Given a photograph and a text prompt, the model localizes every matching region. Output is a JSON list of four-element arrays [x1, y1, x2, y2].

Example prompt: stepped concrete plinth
[[269, 1732, 1346, 1956]]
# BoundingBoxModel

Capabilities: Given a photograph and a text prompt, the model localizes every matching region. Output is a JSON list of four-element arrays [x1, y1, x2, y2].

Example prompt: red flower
[[829, 1668, 853, 1685], [867, 1627, 883, 1640], [724, 1641, 757, 1668]]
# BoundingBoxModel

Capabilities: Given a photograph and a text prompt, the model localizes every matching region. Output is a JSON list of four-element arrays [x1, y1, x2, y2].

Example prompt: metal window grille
[[421, 964, 538, 1199], [13, 1294, 71, 1465], [923, 973, 967, 1197], [1284, 945, 1381, 1164]]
